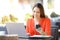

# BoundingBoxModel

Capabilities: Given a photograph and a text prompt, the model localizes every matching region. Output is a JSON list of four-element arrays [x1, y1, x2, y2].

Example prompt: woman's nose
[[34, 12, 37, 15]]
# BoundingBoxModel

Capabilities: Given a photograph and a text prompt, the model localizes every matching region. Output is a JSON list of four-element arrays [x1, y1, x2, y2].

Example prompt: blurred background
[[0, 0, 60, 25]]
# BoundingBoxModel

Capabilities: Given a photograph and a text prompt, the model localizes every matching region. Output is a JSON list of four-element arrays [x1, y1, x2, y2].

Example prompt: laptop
[[6, 23, 29, 38]]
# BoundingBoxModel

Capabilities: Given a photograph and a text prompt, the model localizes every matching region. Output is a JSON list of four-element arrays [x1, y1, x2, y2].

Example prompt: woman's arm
[[26, 19, 30, 33], [45, 18, 51, 35]]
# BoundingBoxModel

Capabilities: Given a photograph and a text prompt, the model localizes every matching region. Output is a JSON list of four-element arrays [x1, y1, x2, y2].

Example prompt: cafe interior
[[0, 0, 60, 40]]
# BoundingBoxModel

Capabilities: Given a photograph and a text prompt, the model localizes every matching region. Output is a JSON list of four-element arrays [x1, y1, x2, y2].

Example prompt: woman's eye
[[33, 11, 35, 12], [35, 11, 40, 14]]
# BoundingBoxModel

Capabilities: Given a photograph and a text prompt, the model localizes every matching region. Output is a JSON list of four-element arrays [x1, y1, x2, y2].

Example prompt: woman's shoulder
[[27, 18, 34, 22], [42, 18, 50, 21]]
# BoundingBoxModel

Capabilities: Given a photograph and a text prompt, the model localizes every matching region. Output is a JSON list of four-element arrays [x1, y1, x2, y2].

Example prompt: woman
[[26, 3, 51, 36]]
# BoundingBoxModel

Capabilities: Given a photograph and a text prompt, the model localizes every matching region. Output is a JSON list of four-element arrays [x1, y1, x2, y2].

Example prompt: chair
[[0, 35, 18, 40], [51, 25, 58, 40], [0, 26, 7, 34]]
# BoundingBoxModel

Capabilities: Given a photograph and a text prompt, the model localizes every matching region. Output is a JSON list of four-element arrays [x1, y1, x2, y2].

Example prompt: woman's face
[[33, 7, 40, 19]]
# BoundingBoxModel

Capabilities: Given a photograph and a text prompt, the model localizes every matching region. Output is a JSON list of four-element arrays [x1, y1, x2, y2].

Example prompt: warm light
[[43, 0, 60, 18], [54, 0, 60, 15], [0, 0, 32, 23]]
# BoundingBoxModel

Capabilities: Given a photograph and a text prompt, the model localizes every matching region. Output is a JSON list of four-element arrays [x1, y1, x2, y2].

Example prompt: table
[[0, 34, 18, 40], [0, 34, 53, 40], [19, 35, 53, 40]]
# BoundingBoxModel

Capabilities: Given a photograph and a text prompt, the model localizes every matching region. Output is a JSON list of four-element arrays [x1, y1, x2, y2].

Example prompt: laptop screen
[[6, 23, 28, 37]]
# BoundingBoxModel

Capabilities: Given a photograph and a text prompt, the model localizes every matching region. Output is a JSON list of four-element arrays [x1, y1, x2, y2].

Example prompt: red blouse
[[26, 18, 51, 36]]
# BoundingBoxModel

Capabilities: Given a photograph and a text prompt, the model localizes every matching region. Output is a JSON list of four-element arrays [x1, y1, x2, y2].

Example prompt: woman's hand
[[36, 28, 46, 35], [39, 29, 46, 35], [27, 33, 30, 36]]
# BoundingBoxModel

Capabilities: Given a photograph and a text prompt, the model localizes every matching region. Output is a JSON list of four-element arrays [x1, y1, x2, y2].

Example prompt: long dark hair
[[32, 3, 46, 18]]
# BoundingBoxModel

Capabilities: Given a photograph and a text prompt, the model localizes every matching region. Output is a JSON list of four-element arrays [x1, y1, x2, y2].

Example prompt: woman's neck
[[34, 17, 41, 21]]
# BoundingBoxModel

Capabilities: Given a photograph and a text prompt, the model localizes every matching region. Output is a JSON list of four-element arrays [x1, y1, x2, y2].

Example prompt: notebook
[[6, 23, 29, 38]]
